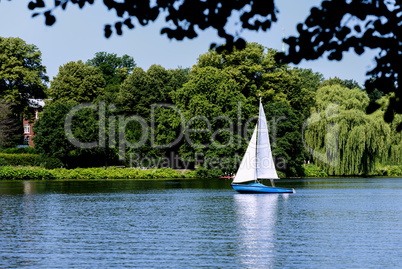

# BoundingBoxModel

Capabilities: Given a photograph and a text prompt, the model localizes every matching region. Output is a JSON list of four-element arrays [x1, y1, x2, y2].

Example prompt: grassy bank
[[302, 163, 402, 177], [1, 164, 402, 181], [0, 166, 197, 181]]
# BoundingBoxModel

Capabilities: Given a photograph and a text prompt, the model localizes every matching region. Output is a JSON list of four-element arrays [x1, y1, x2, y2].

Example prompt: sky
[[0, 0, 379, 86]]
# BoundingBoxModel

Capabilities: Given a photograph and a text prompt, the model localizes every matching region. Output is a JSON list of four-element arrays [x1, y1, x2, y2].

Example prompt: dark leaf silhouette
[[44, 11, 56, 25], [284, 0, 402, 124], [7, 0, 402, 123], [23, 0, 277, 49]]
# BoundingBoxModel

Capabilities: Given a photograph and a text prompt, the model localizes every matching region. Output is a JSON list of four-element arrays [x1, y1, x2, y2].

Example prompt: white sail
[[232, 101, 279, 184], [256, 102, 279, 179], [232, 126, 257, 184]]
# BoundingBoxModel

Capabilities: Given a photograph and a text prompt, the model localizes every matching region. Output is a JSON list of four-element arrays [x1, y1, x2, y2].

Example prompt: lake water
[[1, 178, 402, 268]]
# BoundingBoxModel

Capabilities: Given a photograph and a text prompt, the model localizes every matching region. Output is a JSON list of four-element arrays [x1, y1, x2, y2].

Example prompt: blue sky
[[0, 0, 378, 86]]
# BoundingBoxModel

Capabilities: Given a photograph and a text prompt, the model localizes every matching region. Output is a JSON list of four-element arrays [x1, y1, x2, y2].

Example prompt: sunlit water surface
[[1, 178, 401, 268]]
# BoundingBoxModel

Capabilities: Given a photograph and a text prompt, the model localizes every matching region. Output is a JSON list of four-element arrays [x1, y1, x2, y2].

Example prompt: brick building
[[22, 99, 44, 147]]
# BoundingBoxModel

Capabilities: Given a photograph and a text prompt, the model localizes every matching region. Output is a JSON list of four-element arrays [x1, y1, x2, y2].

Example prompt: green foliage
[[34, 100, 120, 168], [118, 65, 188, 116], [183, 170, 197, 178], [117, 65, 190, 162], [0, 157, 7, 166], [195, 166, 224, 178], [376, 165, 402, 177], [0, 147, 37, 154], [304, 84, 390, 176], [51, 167, 189, 180], [287, 68, 324, 119], [387, 113, 402, 165], [263, 101, 306, 176], [87, 52, 136, 81], [172, 43, 310, 177], [0, 166, 54, 180], [10, 39, 399, 178], [0, 153, 38, 166], [33, 101, 77, 160], [0, 99, 21, 148], [0, 37, 48, 116], [34, 155, 63, 169], [86, 52, 136, 100], [302, 164, 328, 178], [315, 84, 369, 111], [320, 77, 362, 90], [47, 60, 106, 103], [0, 166, 196, 180], [196, 43, 291, 101]]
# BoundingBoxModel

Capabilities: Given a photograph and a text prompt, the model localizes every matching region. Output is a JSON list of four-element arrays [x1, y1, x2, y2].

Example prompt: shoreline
[[1, 165, 402, 181]]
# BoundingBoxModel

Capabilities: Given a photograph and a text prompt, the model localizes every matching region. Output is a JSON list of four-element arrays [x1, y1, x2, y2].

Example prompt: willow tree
[[377, 96, 402, 165], [388, 113, 402, 165], [303, 84, 390, 176]]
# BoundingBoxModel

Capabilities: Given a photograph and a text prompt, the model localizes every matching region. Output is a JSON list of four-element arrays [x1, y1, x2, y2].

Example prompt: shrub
[[50, 167, 187, 180], [34, 155, 64, 169], [377, 165, 402, 177], [0, 147, 37, 154], [303, 163, 328, 178], [0, 153, 38, 166], [195, 167, 223, 178], [183, 170, 197, 178], [0, 157, 7, 167], [0, 166, 54, 180]]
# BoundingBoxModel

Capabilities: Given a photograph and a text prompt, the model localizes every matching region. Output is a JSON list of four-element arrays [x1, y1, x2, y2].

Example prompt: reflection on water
[[233, 194, 292, 268], [234, 194, 278, 267], [1, 178, 402, 268]]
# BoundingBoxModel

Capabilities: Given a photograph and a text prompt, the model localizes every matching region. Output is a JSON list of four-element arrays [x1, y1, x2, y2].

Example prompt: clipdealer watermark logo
[[63, 101, 289, 169], [63, 101, 341, 169]]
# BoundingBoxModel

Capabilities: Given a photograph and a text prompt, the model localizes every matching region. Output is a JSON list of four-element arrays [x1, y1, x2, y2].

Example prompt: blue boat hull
[[231, 182, 295, 194]]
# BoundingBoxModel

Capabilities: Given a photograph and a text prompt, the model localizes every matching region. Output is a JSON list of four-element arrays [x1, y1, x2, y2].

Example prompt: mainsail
[[256, 101, 279, 180], [232, 101, 278, 184]]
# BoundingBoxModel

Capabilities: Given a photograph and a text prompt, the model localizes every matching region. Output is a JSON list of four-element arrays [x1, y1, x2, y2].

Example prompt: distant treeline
[[1, 38, 401, 178]]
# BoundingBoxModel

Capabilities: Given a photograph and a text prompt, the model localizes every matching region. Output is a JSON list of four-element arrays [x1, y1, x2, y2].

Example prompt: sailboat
[[231, 100, 295, 194]]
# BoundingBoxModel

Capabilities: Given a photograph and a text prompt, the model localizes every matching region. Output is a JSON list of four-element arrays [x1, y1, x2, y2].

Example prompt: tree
[[86, 52, 136, 96], [172, 65, 246, 170], [282, 0, 402, 128], [320, 77, 362, 90], [116, 65, 190, 164], [0, 99, 20, 148], [264, 100, 306, 176], [303, 83, 390, 175], [117, 65, 188, 116], [47, 60, 106, 103], [0, 36, 47, 116], [285, 68, 324, 119], [24, 0, 277, 50], [197, 43, 294, 100], [33, 100, 119, 167], [171, 43, 311, 176]]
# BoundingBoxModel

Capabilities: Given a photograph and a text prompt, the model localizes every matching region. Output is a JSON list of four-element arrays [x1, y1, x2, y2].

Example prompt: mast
[[255, 98, 261, 183]]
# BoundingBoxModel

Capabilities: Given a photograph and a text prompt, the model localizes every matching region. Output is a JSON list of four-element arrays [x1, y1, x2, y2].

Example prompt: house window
[[35, 110, 39, 119], [24, 124, 30, 134]]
